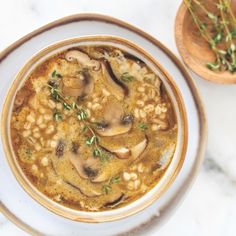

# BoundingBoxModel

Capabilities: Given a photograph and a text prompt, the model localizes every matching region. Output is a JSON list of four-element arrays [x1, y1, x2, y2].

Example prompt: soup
[[10, 45, 177, 212]]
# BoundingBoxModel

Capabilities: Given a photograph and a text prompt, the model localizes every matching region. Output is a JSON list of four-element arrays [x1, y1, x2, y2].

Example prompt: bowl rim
[[1, 35, 188, 222]]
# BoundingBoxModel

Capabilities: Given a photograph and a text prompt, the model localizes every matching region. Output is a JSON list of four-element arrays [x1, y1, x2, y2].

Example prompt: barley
[[92, 103, 101, 110], [24, 122, 31, 130], [45, 125, 54, 134], [41, 157, 49, 167], [148, 89, 156, 99], [56, 103, 63, 110], [159, 113, 167, 119], [50, 140, 57, 148], [33, 132, 40, 139], [22, 130, 31, 137], [44, 114, 52, 121], [87, 102, 92, 108], [134, 180, 141, 190], [137, 163, 145, 173], [93, 97, 99, 103], [144, 104, 154, 113], [155, 105, 162, 115], [35, 143, 41, 151], [139, 110, 146, 118], [130, 172, 137, 180], [31, 164, 38, 173], [39, 137, 44, 146], [134, 108, 140, 119], [142, 95, 148, 101], [48, 100, 56, 109], [136, 100, 144, 107], [36, 115, 44, 125], [151, 124, 159, 131], [123, 172, 131, 181], [39, 108, 46, 114], [137, 87, 145, 92], [127, 181, 134, 190], [26, 114, 35, 123], [33, 127, 39, 133]]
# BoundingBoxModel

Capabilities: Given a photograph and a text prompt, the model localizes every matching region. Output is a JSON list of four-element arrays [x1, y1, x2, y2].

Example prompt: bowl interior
[[1, 36, 188, 222]]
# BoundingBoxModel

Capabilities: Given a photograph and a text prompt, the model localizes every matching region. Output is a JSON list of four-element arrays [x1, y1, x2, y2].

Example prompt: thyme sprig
[[184, 0, 236, 72], [48, 75, 110, 163]]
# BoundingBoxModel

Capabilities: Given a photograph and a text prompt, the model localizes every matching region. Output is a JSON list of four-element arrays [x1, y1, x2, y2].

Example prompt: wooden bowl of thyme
[[175, 0, 236, 83]]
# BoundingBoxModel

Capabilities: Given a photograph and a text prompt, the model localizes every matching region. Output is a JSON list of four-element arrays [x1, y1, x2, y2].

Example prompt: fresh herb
[[120, 72, 134, 82], [138, 123, 148, 130], [86, 135, 97, 146], [77, 109, 88, 121], [184, 0, 236, 73], [72, 102, 78, 109], [110, 175, 121, 184], [81, 125, 88, 132], [51, 70, 62, 79], [102, 185, 111, 194], [102, 175, 120, 194], [53, 112, 63, 121], [93, 147, 102, 157], [63, 102, 71, 110]]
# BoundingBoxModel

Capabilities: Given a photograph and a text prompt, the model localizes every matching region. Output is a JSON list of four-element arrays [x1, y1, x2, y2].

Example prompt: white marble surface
[[0, 0, 236, 235]]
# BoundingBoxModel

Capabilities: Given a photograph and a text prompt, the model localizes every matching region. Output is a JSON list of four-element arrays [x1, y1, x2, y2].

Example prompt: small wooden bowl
[[175, 1, 236, 84]]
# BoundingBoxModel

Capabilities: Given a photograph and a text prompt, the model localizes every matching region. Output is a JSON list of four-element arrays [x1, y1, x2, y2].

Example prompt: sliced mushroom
[[153, 144, 175, 171], [123, 52, 145, 67], [13, 82, 34, 112], [67, 152, 100, 180], [104, 192, 124, 208], [91, 171, 109, 183], [101, 59, 128, 100], [101, 137, 148, 161], [61, 70, 94, 97], [96, 103, 133, 137], [108, 147, 130, 159], [130, 138, 148, 161], [65, 50, 100, 71], [65, 180, 101, 197]]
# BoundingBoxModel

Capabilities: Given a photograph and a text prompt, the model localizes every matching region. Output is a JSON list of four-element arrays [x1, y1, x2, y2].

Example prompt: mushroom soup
[[10, 45, 177, 211]]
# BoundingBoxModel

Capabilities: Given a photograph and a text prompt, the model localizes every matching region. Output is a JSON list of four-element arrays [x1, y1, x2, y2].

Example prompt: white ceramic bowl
[[0, 14, 206, 236]]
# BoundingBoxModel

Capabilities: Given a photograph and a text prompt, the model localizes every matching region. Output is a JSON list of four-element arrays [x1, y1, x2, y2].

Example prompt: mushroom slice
[[65, 50, 100, 71], [130, 138, 148, 161], [65, 180, 101, 197], [61, 70, 94, 97], [104, 192, 124, 208], [153, 144, 175, 171], [108, 147, 130, 159], [101, 59, 128, 100], [96, 103, 133, 137], [91, 171, 109, 183], [123, 52, 145, 67], [96, 124, 132, 137], [100, 137, 147, 161], [67, 152, 100, 180]]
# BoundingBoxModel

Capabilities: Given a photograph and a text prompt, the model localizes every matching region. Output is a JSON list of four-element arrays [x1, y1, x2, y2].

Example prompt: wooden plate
[[175, 1, 236, 83]]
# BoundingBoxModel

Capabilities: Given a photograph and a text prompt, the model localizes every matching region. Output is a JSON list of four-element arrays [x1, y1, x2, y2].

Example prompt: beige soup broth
[[10, 45, 177, 211]]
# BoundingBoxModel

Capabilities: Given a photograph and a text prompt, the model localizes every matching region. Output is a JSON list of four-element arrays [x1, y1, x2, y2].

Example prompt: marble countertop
[[0, 0, 236, 235]]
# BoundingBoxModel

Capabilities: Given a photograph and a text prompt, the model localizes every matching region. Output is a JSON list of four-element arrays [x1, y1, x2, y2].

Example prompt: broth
[[10, 45, 177, 211]]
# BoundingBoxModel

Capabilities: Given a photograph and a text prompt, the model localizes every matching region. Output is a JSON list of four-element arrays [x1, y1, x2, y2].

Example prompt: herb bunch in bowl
[[184, 0, 236, 73]]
